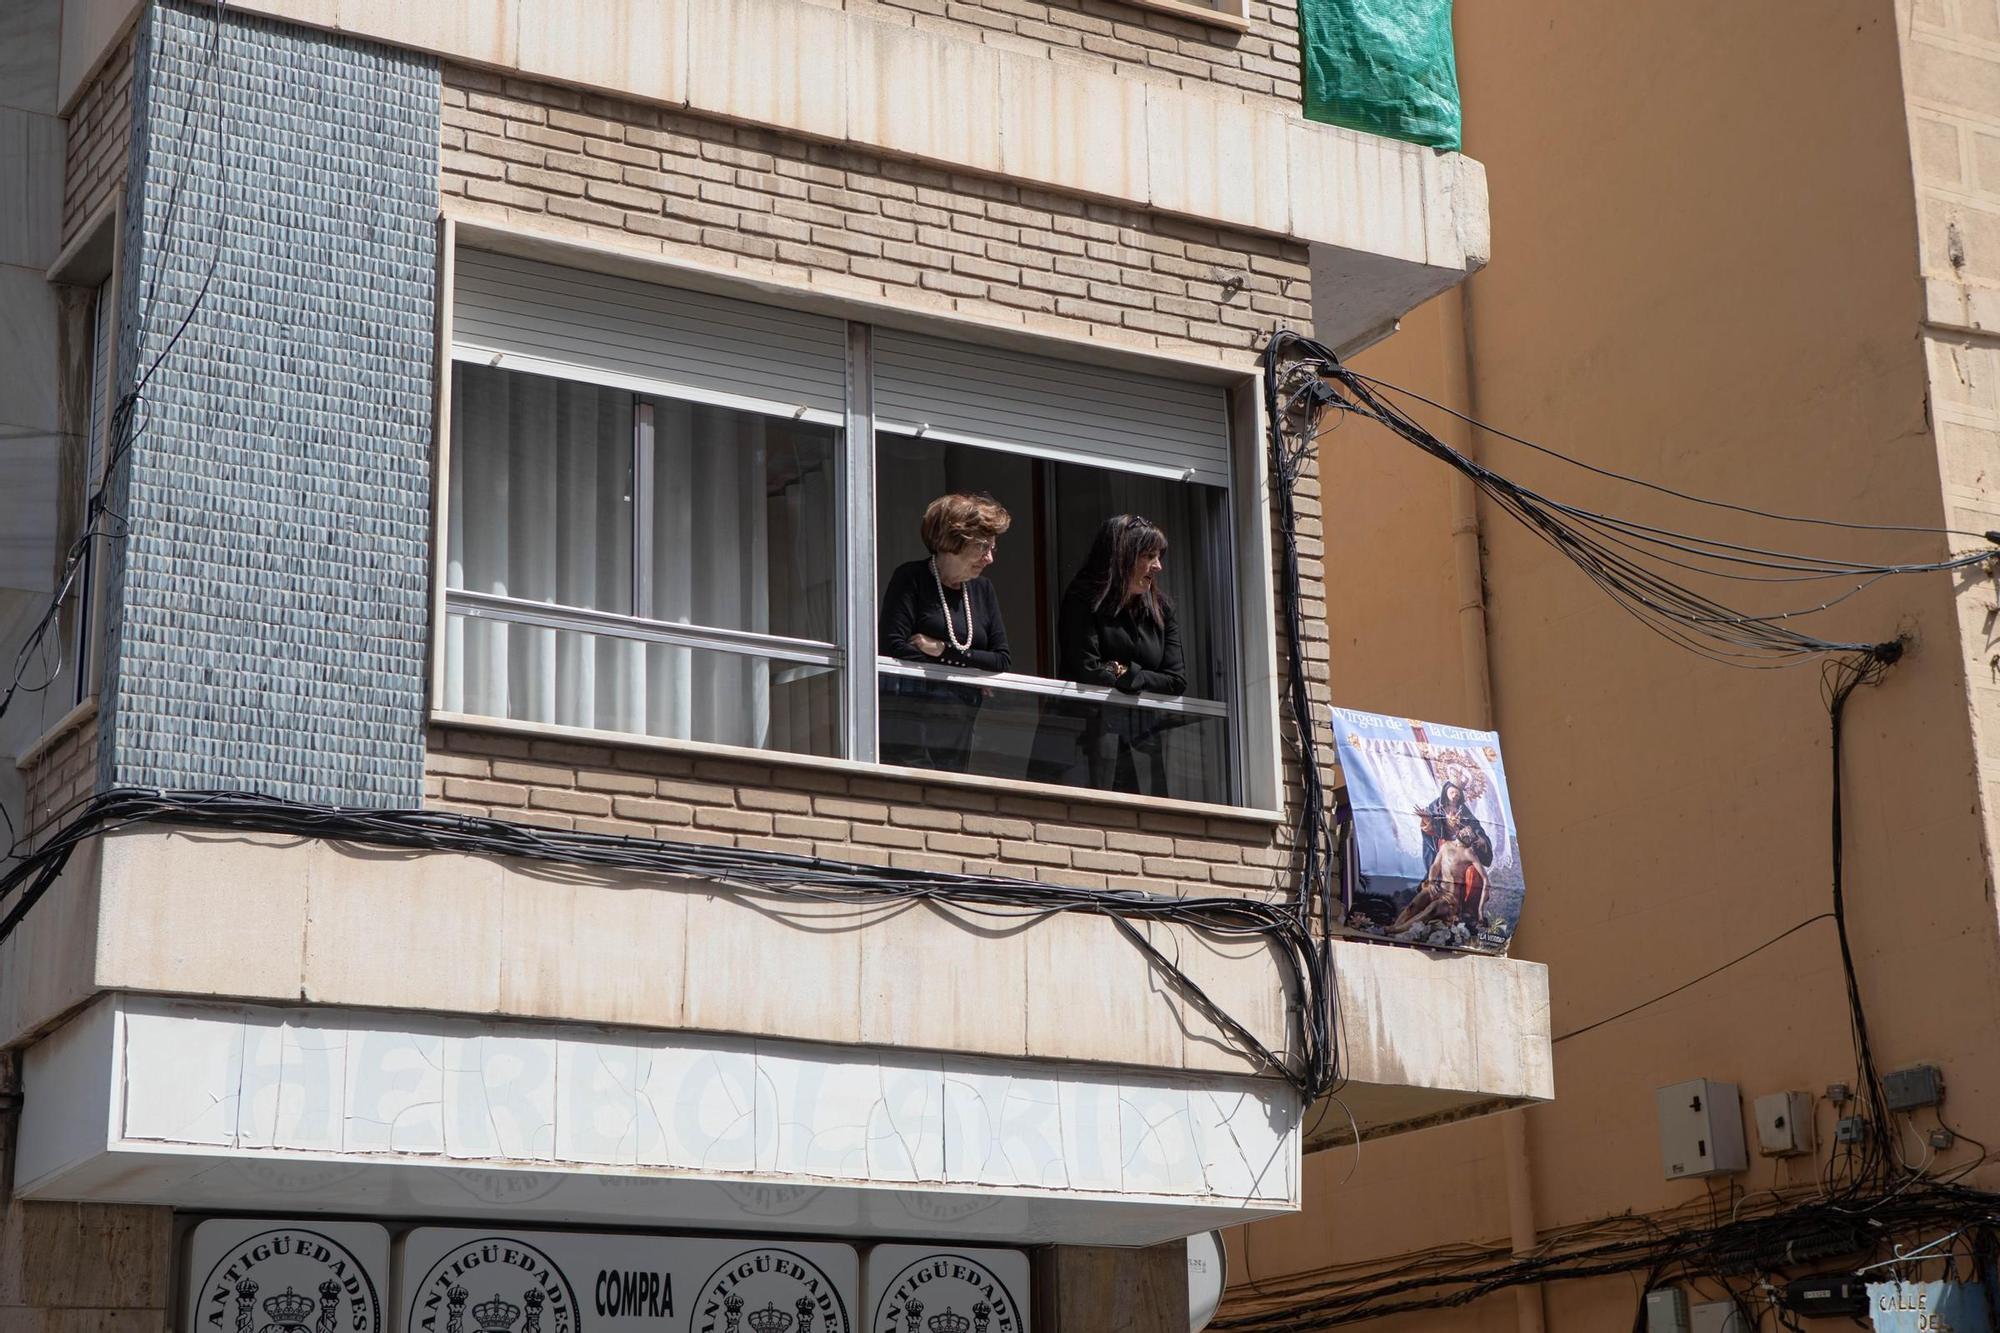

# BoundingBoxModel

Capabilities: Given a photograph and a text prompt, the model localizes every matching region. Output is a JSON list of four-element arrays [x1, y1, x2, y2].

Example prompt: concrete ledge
[[59, 0, 1488, 348], [0, 826, 1292, 1078], [1307, 938, 1553, 1151], [0, 826, 1552, 1146]]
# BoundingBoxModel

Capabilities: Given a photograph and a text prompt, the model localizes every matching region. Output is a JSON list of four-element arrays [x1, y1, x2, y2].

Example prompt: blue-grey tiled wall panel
[[100, 1, 439, 805]]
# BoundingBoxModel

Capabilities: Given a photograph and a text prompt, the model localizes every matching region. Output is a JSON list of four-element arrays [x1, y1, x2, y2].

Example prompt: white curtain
[[446, 367, 838, 754]]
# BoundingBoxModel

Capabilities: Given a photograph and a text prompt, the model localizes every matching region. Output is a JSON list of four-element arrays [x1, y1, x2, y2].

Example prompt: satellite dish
[[1188, 1230, 1228, 1332]]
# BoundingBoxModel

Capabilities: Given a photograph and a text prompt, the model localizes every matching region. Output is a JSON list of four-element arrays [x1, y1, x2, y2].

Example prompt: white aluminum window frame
[[429, 226, 1283, 817]]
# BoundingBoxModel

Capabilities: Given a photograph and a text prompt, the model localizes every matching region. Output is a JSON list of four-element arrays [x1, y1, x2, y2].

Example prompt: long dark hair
[[1073, 514, 1169, 627]]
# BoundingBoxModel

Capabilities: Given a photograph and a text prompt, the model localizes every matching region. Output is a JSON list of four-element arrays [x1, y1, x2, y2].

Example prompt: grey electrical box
[[1691, 1300, 1750, 1333], [1753, 1091, 1815, 1157], [1645, 1287, 1690, 1333], [1884, 1064, 1944, 1112], [1657, 1078, 1748, 1178]]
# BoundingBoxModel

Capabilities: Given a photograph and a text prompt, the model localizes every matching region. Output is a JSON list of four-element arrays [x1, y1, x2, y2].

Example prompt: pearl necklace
[[929, 557, 975, 653]]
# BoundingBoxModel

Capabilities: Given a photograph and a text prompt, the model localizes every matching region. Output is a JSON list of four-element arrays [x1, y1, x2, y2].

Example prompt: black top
[[1058, 583, 1187, 695], [879, 558, 1012, 671]]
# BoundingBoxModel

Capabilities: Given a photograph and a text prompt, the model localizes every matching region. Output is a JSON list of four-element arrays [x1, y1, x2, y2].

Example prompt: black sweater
[[878, 558, 1012, 672], [1058, 584, 1187, 695]]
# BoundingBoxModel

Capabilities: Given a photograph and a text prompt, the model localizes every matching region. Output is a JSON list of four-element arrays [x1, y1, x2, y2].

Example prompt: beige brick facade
[[60, 34, 131, 249], [429, 66, 1329, 900], [859, 0, 1303, 108], [16, 713, 99, 845], [1902, 0, 2000, 895], [439, 65, 1313, 357], [426, 718, 1306, 896]]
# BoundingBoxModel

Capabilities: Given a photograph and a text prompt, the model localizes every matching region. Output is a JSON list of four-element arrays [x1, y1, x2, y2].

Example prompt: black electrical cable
[[1211, 1182, 2000, 1330], [1263, 335, 1994, 666], [1551, 912, 1836, 1044]]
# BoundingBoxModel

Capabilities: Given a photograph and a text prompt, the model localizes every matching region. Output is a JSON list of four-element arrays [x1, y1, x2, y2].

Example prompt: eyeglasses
[[965, 539, 998, 556]]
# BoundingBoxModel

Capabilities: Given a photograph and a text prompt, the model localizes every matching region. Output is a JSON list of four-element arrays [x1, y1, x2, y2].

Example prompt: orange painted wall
[[1230, 0, 2000, 1326]]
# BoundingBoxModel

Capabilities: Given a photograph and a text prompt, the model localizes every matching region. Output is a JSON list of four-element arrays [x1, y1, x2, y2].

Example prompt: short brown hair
[[920, 492, 1012, 555]]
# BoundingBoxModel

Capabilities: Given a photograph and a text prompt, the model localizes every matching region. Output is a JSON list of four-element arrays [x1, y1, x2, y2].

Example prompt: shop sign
[[863, 1247, 1029, 1333], [399, 1229, 858, 1333], [187, 1219, 390, 1333], [1868, 1280, 1990, 1331]]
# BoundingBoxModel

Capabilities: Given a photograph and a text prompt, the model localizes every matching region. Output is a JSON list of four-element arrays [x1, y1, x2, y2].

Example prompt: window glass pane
[[449, 363, 634, 615], [450, 613, 840, 756], [874, 434, 1042, 673], [879, 677, 1231, 805], [646, 398, 839, 643], [1048, 463, 1227, 701]]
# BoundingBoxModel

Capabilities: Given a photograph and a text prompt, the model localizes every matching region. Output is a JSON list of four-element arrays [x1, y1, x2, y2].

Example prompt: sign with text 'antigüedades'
[[187, 1219, 390, 1333], [398, 1230, 859, 1333], [863, 1246, 1030, 1333]]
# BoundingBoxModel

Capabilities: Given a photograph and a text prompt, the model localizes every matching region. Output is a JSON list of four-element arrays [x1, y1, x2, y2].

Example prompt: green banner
[[1300, 0, 1462, 151]]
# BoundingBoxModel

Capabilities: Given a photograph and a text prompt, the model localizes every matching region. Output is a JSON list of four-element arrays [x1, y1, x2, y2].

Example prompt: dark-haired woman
[[878, 492, 1013, 772], [1057, 514, 1187, 795]]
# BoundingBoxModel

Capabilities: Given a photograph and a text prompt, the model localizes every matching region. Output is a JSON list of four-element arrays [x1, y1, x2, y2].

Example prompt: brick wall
[[440, 66, 1312, 358], [61, 32, 132, 248], [1902, 0, 2000, 885], [15, 714, 98, 846], [426, 723, 1299, 897], [860, 0, 1303, 108]]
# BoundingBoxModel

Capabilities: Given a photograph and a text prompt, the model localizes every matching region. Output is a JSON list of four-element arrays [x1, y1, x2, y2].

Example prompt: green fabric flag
[[1300, 0, 1461, 151]]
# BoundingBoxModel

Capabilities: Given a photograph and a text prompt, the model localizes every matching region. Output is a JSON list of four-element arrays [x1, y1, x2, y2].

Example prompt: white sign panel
[[187, 1220, 390, 1333], [863, 1246, 1030, 1333], [399, 1229, 859, 1333]]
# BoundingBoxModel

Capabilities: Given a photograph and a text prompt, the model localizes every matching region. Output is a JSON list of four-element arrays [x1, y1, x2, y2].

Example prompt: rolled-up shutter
[[871, 328, 1232, 487], [452, 250, 849, 419]]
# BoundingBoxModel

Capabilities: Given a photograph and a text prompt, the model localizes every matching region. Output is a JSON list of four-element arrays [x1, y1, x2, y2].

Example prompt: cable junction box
[[1783, 1276, 1867, 1318], [1752, 1091, 1814, 1157], [1883, 1063, 1944, 1112]]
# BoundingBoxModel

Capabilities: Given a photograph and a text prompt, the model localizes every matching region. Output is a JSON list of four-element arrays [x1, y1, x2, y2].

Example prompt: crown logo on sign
[[745, 1305, 793, 1333], [472, 1299, 521, 1333], [263, 1290, 318, 1326], [748, 1296, 792, 1328], [927, 1312, 971, 1333]]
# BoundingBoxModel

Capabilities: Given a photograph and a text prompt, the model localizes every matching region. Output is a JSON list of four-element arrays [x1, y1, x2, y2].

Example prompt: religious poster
[[1331, 707, 1526, 954]]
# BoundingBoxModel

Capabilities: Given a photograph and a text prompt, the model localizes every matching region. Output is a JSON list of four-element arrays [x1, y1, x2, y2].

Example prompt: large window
[[439, 250, 1264, 808]]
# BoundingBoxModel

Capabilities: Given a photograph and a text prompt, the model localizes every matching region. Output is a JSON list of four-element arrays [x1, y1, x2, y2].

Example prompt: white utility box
[[1645, 1287, 1690, 1333], [1752, 1090, 1815, 1157], [1656, 1078, 1748, 1179], [1691, 1300, 1750, 1333]]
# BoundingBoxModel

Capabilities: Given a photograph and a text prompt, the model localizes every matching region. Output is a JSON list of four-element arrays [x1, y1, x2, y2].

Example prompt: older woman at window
[[1058, 513, 1186, 795], [878, 493, 1013, 772]]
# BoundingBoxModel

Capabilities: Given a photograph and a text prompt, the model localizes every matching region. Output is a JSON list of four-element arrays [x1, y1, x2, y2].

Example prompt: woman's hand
[[910, 633, 945, 658], [1109, 661, 1129, 679]]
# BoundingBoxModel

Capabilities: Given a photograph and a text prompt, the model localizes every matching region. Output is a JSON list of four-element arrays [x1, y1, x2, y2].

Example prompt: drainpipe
[[1439, 284, 1547, 1333]]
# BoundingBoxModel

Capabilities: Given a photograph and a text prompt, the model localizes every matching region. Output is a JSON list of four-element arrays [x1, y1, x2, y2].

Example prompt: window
[[440, 249, 1267, 808], [874, 437, 1237, 805], [444, 364, 843, 756], [56, 278, 112, 712]]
